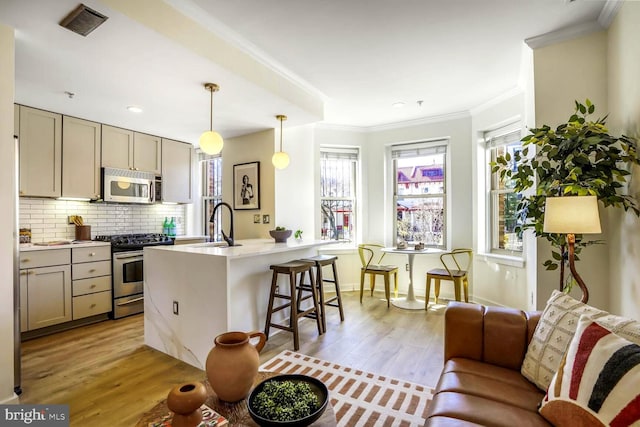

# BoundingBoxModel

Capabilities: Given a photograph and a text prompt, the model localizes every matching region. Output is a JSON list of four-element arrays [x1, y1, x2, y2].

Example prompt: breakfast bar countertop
[[146, 238, 331, 259]]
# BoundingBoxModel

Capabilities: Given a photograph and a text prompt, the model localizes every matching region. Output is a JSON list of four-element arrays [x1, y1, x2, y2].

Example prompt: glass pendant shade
[[200, 83, 223, 155], [272, 151, 290, 169], [199, 130, 224, 155], [273, 114, 289, 169]]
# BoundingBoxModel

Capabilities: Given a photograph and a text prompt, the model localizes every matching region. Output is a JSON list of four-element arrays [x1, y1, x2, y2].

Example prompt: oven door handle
[[116, 297, 144, 306], [114, 254, 143, 260]]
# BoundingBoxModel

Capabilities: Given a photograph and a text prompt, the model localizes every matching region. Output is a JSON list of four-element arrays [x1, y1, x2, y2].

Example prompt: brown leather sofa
[[424, 301, 551, 427]]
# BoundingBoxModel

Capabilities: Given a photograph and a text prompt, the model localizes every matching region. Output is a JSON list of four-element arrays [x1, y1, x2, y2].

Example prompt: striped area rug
[[260, 350, 434, 427]]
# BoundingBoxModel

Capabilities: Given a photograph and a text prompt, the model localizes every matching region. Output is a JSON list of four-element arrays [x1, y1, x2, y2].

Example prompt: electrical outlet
[[405, 263, 409, 271], [173, 301, 179, 315]]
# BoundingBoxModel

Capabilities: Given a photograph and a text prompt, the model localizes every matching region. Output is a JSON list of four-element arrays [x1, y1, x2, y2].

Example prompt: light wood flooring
[[19, 291, 446, 426]]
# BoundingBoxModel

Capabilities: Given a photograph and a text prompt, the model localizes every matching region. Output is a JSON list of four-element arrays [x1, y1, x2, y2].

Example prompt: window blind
[[391, 140, 448, 159], [320, 147, 359, 160]]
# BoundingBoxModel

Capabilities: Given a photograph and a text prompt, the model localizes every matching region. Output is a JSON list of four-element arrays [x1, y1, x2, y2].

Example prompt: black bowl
[[247, 374, 328, 427]]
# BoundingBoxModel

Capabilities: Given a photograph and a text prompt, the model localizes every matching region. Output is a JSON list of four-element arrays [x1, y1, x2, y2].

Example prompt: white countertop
[[20, 241, 111, 252], [144, 238, 331, 259]]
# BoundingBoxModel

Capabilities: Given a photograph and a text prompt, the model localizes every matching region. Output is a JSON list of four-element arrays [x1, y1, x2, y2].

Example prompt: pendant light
[[272, 114, 290, 169], [199, 83, 224, 155]]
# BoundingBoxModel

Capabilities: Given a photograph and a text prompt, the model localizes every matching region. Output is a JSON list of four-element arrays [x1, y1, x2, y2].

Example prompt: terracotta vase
[[205, 331, 266, 402], [166, 381, 207, 427]]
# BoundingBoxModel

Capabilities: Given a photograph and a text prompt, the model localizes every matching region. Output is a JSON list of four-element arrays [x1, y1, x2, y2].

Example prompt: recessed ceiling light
[[392, 102, 405, 108], [127, 105, 143, 113]]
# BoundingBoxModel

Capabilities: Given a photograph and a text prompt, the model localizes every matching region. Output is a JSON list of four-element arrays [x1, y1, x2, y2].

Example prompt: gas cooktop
[[94, 233, 174, 251]]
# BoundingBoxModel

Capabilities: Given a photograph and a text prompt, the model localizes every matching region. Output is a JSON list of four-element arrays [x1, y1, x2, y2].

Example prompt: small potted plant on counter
[[269, 226, 292, 243], [294, 229, 303, 241]]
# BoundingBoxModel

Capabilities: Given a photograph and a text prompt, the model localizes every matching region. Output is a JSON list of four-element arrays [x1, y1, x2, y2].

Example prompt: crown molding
[[598, 0, 623, 28], [317, 110, 471, 133], [525, 20, 603, 49]]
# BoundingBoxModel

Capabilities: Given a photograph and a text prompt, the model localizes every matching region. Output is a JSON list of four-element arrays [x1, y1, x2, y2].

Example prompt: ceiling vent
[[59, 4, 108, 37]]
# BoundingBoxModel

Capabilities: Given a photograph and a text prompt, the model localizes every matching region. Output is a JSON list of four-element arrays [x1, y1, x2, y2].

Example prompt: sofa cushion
[[426, 359, 549, 427], [539, 316, 640, 426], [428, 391, 551, 427], [521, 290, 640, 391]]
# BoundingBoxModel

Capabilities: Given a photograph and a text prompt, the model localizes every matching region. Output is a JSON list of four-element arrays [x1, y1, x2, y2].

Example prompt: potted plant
[[491, 99, 640, 289], [294, 229, 303, 241], [269, 226, 292, 243]]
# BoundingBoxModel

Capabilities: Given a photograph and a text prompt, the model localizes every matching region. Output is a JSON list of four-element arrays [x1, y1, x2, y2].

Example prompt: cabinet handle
[[90, 304, 96, 309], [89, 269, 96, 273], [20, 271, 27, 276], [89, 252, 95, 256], [29, 271, 35, 275], [90, 284, 96, 289], [21, 258, 29, 263]]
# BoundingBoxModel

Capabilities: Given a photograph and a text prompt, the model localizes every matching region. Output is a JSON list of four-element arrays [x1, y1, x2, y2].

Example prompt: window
[[392, 141, 447, 248], [201, 156, 222, 240], [486, 127, 523, 253], [320, 147, 358, 242]]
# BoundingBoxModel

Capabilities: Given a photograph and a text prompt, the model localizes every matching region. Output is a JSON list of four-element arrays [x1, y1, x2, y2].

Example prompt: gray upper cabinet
[[102, 125, 161, 174], [19, 105, 62, 198], [101, 125, 133, 170], [133, 132, 162, 174], [161, 138, 194, 203], [62, 116, 102, 200]]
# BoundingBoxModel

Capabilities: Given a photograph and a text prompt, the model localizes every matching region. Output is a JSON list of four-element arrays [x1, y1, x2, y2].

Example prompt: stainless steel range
[[95, 233, 174, 318]]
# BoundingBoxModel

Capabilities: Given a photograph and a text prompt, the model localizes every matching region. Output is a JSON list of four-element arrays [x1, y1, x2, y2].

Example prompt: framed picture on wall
[[233, 161, 260, 210]]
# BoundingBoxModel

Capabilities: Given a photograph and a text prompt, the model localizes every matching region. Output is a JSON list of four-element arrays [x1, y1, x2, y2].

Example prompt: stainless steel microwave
[[102, 167, 160, 204]]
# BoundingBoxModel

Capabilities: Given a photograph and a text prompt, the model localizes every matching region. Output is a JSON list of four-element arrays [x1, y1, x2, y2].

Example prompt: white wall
[[470, 91, 533, 310], [221, 129, 275, 239], [606, 2, 640, 319], [275, 124, 316, 237], [532, 30, 610, 310], [363, 116, 474, 299], [0, 23, 18, 404]]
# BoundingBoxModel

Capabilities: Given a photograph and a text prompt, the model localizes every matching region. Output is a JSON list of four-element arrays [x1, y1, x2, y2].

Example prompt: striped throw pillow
[[539, 315, 640, 426]]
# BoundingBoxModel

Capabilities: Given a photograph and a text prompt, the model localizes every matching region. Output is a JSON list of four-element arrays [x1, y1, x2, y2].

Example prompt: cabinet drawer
[[72, 260, 111, 280], [73, 291, 112, 320], [73, 275, 112, 296], [72, 246, 111, 263], [20, 249, 70, 269]]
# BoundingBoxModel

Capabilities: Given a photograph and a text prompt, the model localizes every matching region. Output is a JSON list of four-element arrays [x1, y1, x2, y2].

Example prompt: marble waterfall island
[[143, 238, 330, 369]]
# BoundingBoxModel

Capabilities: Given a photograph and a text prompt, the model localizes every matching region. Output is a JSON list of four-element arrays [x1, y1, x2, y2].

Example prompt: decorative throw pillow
[[521, 290, 640, 391], [521, 290, 607, 390], [539, 316, 640, 426]]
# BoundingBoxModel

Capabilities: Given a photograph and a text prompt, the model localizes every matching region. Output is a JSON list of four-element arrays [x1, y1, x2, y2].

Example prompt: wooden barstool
[[301, 254, 345, 333], [264, 260, 323, 351]]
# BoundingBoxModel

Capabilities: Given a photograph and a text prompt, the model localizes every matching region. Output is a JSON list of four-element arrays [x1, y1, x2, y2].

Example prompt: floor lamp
[[543, 195, 601, 304]]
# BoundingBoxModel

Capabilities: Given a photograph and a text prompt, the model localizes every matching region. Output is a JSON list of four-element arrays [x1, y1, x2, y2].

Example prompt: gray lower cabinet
[[71, 246, 112, 320], [19, 245, 112, 332], [19, 249, 72, 331]]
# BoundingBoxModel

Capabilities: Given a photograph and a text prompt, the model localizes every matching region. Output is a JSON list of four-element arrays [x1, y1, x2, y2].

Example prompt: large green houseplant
[[491, 99, 640, 289]]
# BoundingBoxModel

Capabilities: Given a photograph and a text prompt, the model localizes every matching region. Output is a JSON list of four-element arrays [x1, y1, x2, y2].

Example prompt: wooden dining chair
[[425, 248, 472, 309], [358, 244, 398, 308]]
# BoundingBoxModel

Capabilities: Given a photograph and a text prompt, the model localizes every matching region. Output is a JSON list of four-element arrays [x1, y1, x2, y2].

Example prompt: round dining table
[[382, 246, 442, 310]]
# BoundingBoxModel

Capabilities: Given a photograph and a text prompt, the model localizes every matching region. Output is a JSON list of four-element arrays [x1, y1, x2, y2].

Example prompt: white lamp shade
[[543, 195, 602, 234], [199, 130, 224, 155], [272, 151, 290, 169]]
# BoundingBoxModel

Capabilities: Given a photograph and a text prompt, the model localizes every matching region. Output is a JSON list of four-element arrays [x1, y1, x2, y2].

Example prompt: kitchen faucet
[[209, 202, 237, 246]]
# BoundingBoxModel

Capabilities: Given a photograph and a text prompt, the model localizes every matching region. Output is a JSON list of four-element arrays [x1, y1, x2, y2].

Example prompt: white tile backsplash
[[19, 198, 186, 242]]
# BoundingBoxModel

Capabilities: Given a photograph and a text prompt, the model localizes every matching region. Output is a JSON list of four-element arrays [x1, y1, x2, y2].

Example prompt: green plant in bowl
[[247, 374, 328, 427]]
